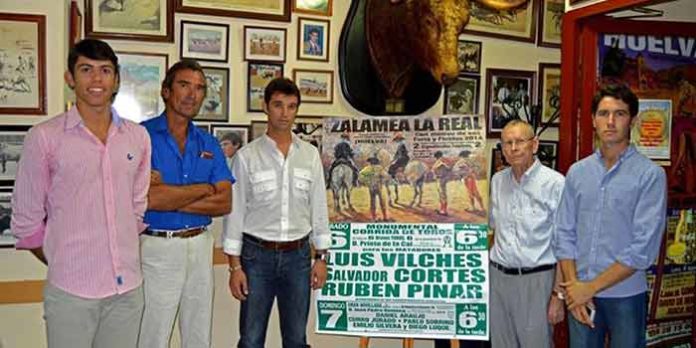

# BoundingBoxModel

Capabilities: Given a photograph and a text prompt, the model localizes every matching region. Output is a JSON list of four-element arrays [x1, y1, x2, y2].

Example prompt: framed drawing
[[180, 21, 229, 63], [463, 0, 536, 43], [538, 63, 561, 127], [297, 17, 330, 62], [293, 0, 332, 16], [457, 39, 482, 74], [196, 67, 229, 122], [538, 0, 563, 48], [485, 68, 536, 137], [251, 120, 268, 140], [176, 0, 291, 22], [444, 75, 480, 115], [112, 52, 168, 123], [0, 13, 46, 115], [85, 0, 173, 42], [293, 69, 333, 104], [211, 125, 250, 161], [537, 140, 559, 169], [0, 126, 31, 186], [69, 1, 83, 48], [243, 26, 286, 62], [0, 189, 16, 248], [247, 62, 284, 112]]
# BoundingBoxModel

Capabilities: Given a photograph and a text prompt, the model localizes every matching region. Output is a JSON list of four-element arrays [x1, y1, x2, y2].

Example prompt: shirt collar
[[261, 132, 302, 150], [65, 105, 123, 130], [593, 144, 637, 164], [508, 157, 541, 183]]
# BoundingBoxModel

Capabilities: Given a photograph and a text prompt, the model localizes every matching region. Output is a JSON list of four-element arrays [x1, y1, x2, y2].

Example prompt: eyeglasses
[[501, 138, 534, 148]]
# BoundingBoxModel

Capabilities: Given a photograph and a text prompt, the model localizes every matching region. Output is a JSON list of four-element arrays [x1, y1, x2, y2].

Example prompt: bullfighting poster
[[315, 115, 490, 340], [631, 99, 672, 160]]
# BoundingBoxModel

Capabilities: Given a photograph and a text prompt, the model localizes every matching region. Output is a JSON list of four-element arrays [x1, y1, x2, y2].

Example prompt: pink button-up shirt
[[11, 106, 151, 299]]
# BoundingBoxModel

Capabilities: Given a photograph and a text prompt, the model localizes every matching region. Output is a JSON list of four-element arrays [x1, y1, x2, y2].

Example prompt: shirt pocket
[[192, 157, 214, 183], [250, 170, 277, 201], [293, 168, 313, 200]]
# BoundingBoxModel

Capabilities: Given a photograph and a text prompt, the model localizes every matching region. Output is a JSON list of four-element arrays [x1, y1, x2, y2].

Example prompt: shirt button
[[184, 174, 188, 178]]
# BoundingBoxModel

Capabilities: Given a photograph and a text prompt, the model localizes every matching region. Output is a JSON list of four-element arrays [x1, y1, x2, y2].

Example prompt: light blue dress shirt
[[554, 145, 667, 298]]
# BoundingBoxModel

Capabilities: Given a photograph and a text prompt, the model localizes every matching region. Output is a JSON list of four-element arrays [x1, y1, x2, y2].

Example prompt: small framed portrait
[[463, 0, 536, 43], [297, 17, 330, 62], [250, 120, 268, 140], [538, 0, 563, 48], [85, 0, 173, 42], [485, 68, 536, 138], [293, 117, 324, 150], [247, 62, 284, 112], [211, 125, 250, 162], [0, 125, 31, 186], [490, 146, 509, 181], [194, 123, 210, 134], [293, 0, 332, 16], [293, 69, 333, 104], [458, 39, 482, 74], [243, 26, 286, 62], [196, 67, 229, 122], [176, 0, 290, 22], [0, 189, 16, 248], [69, 1, 83, 48], [444, 75, 480, 115], [113, 52, 168, 123], [180, 21, 229, 63], [538, 63, 561, 127], [537, 140, 559, 170]]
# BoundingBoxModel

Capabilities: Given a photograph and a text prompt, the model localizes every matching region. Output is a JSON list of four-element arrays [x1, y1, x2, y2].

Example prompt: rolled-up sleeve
[[554, 170, 578, 261], [222, 153, 247, 256], [310, 150, 331, 250]]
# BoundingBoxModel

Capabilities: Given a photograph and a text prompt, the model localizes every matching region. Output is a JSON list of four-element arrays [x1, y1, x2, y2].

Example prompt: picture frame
[[194, 123, 210, 134], [538, 63, 561, 127], [538, 0, 563, 48], [293, 69, 333, 104], [243, 26, 286, 62], [112, 52, 169, 123], [0, 189, 16, 248], [69, 1, 83, 48], [0, 125, 31, 186], [85, 0, 173, 42], [180, 21, 229, 63], [196, 67, 230, 122], [463, 0, 537, 43], [490, 146, 508, 182], [0, 13, 46, 115], [250, 120, 268, 140], [250, 118, 323, 149], [176, 0, 291, 22], [485, 68, 536, 138], [297, 17, 330, 62], [211, 125, 250, 161], [247, 62, 284, 112], [537, 140, 559, 170], [293, 0, 332, 16], [457, 39, 482, 74], [444, 74, 480, 115]]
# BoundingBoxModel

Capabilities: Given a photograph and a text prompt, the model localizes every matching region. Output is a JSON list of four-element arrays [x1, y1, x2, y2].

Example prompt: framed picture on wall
[[0, 13, 46, 115], [538, 63, 561, 127], [211, 125, 250, 160], [293, 0, 332, 16], [293, 69, 333, 104], [0, 189, 16, 248], [463, 1, 536, 43], [196, 67, 229, 122], [293, 117, 324, 150], [69, 1, 83, 48], [176, 0, 291, 22], [247, 62, 284, 112], [113, 52, 169, 123], [297, 17, 330, 62], [194, 123, 210, 134], [0, 126, 31, 186], [538, 0, 563, 48], [485, 68, 536, 137], [444, 75, 480, 115], [490, 146, 509, 182], [85, 0, 173, 42], [180, 21, 229, 62], [243, 26, 286, 62], [250, 120, 268, 140], [457, 39, 482, 74], [537, 140, 559, 169]]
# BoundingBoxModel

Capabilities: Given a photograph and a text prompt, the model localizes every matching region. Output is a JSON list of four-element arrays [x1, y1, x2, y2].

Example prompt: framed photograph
[[194, 123, 210, 134], [463, 0, 536, 43], [247, 62, 284, 112], [180, 21, 229, 63], [211, 125, 250, 161], [112, 52, 168, 123], [490, 146, 508, 181], [251, 120, 268, 140], [0, 126, 31, 186], [85, 0, 173, 42], [0, 189, 16, 248], [485, 68, 536, 138], [538, 63, 561, 127], [297, 17, 330, 62], [537, 140, 559, 170], [458, 39, 482, 74], [243, 26, 286, 62], [0, 13, 46, 115], [196, 67, 229, 122], [293, 0, 332, 16], [176, 0, 291, 22], [69, 1, 83, 48], [538, 0, 563, 48], [444, 75, 480, 115], [293, 69, 333, 104], [293, 117, 323, 150]]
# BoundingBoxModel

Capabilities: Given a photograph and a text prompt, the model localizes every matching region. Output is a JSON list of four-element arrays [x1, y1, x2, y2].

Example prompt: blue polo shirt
[[142, 113, 234, 230]]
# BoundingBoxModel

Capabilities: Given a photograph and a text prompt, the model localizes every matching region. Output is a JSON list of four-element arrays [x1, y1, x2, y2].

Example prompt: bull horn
[[474, 0, 529, 11]]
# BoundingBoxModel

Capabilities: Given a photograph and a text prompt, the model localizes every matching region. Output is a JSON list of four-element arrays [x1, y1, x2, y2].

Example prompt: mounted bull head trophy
[[339, 0, 528, 116]]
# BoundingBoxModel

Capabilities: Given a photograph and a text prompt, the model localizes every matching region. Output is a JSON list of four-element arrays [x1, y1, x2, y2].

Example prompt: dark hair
[[220, 132, 242, 146], [68, 39, 119, 78], [264, 77, 301, 106], [591, 84, 639, 118], [161, 59, 206, 102]]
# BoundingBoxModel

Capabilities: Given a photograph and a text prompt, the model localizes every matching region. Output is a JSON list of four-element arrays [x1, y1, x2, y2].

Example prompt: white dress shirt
[[222, 133, 331, 256]]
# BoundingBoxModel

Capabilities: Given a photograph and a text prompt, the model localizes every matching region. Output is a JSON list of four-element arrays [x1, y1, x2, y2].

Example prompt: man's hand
[[547, 295, 565, 325], [229, 268, 249, 301], [311, 260, 328, 290], [569, 301, 595, 328], [150, 170, 163, 186], [561, 280, 597, 310]]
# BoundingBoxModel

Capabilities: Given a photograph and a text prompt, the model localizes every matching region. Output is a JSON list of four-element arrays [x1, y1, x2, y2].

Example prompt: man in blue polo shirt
[[138, 59, 234, 348]]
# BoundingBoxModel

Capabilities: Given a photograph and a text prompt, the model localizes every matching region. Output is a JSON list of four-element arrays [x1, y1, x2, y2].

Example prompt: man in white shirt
[[222, 77, 331, 348]]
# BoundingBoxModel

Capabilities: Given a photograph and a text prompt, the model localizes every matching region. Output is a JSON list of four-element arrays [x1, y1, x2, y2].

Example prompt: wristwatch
[[314, 251, 330, 263]]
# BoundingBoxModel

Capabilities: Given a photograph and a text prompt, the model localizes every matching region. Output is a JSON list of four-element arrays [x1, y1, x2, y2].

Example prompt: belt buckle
[[166, 231, 174, 239], [517, 267, 523, 275]]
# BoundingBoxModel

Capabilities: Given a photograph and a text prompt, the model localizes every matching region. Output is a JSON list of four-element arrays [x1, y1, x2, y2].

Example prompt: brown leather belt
[[243, 233, 308, 251], [143, 227, 206, 239]]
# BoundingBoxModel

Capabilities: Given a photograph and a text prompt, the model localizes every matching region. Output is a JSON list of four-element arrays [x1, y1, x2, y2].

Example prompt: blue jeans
[[568, 292, 647, 348], [238, 235, 312, 348]]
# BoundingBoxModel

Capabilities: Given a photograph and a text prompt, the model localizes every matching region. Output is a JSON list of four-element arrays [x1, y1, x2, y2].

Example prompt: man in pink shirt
[[11, 39, 151, 348]]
